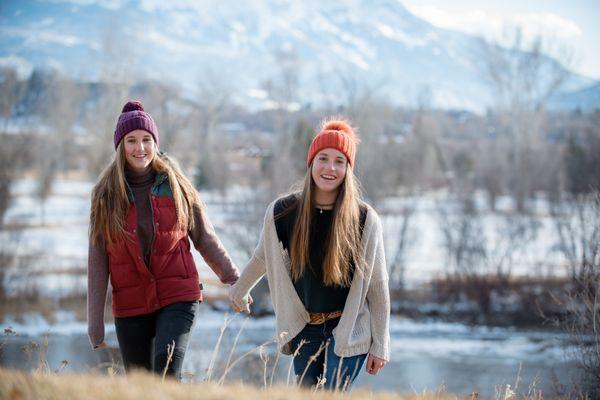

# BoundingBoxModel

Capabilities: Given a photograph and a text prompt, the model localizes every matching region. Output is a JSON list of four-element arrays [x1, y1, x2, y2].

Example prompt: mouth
[[320, 174, 337, 181], [132, 154, 147, 160]]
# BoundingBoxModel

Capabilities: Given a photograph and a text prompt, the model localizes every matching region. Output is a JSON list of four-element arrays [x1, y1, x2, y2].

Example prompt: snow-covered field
[[0, 178, 253, 297], [0, 178, 569, 297], [379, 192, 567, 284]]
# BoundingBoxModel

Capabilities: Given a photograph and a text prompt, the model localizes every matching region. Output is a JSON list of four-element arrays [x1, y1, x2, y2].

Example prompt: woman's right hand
[[94, 341, 107, 349], [231, 294, 253, 314]]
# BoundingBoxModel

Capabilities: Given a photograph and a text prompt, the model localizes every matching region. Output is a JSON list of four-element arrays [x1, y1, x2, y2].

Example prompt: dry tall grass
[[0, 367, 466, 400]]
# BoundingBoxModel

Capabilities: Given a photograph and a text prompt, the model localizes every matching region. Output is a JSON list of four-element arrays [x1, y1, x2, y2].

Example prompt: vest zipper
[[148, 191, 156, 271]]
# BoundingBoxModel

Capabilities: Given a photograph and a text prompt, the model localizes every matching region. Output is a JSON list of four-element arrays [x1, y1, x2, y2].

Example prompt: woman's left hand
[[365, 353, 386, 375], [230, 294, 253, 314]]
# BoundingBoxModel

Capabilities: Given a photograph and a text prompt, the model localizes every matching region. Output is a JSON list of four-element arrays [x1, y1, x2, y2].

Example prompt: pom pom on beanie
[[121, 100, 145, 113]]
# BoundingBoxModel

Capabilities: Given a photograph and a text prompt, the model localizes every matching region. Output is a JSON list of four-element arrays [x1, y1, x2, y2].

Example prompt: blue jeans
[[114, 301, 198, 380], [290, 317, 367, 390]]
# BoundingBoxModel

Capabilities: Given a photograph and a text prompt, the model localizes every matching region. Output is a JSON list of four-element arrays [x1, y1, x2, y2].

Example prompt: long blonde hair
[[289, 165, 364, 287], [89, 142, 202, 246]]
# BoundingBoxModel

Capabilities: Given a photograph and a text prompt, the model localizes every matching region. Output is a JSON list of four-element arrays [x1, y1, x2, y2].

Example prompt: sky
[[401, 0, 600, 80]]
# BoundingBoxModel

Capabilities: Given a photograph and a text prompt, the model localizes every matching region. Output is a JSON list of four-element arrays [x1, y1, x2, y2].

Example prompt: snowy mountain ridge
[[0, 0, 597, 112]]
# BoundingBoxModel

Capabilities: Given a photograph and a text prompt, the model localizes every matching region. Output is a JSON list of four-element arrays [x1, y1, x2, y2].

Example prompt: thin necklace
[[315, 202, 335, 214]]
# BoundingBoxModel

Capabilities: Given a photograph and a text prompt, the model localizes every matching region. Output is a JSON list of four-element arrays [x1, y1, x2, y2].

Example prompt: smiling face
[[311, 148, 348, 198], [123, 129, 156, 172]]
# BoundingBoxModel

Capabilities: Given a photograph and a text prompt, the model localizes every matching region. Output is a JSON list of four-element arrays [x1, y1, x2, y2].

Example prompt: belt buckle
[[310, 312, 326, 324], [308, 311, 341, 324]]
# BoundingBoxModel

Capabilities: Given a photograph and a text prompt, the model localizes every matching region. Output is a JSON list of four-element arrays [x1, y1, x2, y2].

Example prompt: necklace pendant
[[320, 208, 323, 214]]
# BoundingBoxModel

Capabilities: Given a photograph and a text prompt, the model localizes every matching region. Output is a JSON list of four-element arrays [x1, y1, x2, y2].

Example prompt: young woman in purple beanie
[[229, 119, 390, 391], [87, 100, 239, 379]]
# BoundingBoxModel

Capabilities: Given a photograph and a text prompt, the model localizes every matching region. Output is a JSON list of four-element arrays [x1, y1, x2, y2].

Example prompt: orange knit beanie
[[306, 120, 358, 167]]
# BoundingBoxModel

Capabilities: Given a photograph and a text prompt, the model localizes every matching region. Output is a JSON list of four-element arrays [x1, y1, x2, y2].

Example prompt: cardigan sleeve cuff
[[369, 342, 390, 362]]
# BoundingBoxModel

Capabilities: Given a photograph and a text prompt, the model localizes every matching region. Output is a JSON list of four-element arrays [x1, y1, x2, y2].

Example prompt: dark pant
[[114, 301, 198, 380], [290, 317, 367, 390]]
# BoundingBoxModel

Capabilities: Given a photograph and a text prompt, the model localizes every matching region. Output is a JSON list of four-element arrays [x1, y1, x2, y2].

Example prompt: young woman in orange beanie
[[87, 100, 239, 379], [230, 118, 390, 390]]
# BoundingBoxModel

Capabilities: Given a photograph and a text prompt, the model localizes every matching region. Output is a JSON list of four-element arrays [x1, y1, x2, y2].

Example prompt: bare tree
[[0, 67, 26, 131], [551, 190, 600, 395], [260, 48, 305, 197], [351, 99, 398, 207], [385, 204, 415, 292], [84, 84, 133, 178], [0, 230, 23, 302], [262, 47, 300, 111], [223, 187, 273, 316], [0, 134, 30, 227], [30, 73, 88, 224], [321, 67, 399, 204], [564, 111, 600, 196], [287, 118, 314, 178], [195, 68, 233, 146], [45, 74, 88, 171], [438, 193, 540, 321], [84, 23, 136, 178], [401, 88, 451, 193], [474, 117, 508, 211], [0, 69, 28, 226], [192, 67, 235, 198], [552, 192, 600, 284], [317, 63, 387, 115], [0, 135, 29, 300], [478, 29, 572, 211], [438, 195, 486, 275], [35, 143, 58, 226], [131, 82, 184, 153], [0, 72, 30, 299], [195, 135, 232, 199]]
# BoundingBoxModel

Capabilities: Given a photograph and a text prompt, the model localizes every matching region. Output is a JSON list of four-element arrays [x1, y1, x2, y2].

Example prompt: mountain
[[548, 82, 600, 112], [0, 0, 597, 112]]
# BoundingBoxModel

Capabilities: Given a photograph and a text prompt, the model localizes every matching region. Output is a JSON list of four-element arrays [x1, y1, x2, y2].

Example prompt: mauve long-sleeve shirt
[[87, 167, 239, 347]]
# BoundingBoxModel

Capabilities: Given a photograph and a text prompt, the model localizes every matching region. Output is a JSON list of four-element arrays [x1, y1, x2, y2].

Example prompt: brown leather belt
[[308, 310, 342, 325]]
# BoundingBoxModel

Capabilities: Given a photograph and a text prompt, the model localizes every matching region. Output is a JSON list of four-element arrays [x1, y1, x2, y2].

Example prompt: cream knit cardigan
[[229, 200, 390, 361]]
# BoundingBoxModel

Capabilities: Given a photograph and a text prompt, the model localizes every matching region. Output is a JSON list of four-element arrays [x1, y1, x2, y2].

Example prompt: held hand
[[365, 353, 386, 375], [231, 294, 253, 314], [94, 341, 107, 350]]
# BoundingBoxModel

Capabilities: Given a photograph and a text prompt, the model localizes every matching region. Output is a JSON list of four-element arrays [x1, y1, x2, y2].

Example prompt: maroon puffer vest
[[106, 179, 201, 318]]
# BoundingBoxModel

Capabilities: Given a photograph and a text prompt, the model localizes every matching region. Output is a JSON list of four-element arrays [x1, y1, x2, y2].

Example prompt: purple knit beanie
[[113, 100, 159, 149]]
